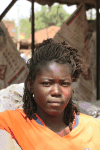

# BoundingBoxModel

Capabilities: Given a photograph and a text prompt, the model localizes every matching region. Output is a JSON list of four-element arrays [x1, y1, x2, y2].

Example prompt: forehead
[[36, 61, 71, 79]]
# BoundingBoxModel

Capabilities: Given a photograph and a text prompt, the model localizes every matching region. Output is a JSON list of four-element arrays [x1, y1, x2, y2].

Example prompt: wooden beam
[[32, 1, 34, 57], [96, 0, 100, 100], [0, 0, 17, 22]]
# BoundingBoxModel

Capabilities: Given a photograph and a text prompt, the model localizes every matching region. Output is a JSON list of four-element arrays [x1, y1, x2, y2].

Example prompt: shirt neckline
[[32, 112, 80, 137]]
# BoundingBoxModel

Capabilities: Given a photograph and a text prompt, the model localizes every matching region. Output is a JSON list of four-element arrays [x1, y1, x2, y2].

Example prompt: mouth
[[48, 101, 63, 106]]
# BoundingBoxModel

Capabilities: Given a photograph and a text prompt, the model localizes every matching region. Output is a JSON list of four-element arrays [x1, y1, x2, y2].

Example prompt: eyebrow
[[41, 78, 71, 81]]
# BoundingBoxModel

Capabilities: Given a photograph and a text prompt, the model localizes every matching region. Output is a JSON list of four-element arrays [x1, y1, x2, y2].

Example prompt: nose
[[51, 84, 61, 97]]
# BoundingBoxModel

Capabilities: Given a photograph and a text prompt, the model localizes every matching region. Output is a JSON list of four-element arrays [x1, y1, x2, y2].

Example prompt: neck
[[36, 107, 65, 128], [35, 106, 76, 135]]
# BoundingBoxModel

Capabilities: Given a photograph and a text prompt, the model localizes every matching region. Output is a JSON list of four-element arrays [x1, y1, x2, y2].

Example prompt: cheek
[[34, 90, 43, 99], [34, 87, 47, 101], [63, 88, 72, 99]]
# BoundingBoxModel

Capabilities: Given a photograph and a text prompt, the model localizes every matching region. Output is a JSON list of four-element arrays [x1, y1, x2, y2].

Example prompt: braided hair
[[23, 38, 89, 131]]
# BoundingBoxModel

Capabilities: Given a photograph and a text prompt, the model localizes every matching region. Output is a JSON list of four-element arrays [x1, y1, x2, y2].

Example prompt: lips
[[48, 100, 63, 106], [48, 100, 62, 103]]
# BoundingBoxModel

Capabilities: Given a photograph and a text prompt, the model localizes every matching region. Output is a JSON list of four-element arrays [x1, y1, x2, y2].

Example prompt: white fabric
[[0, 129, 21, 150]]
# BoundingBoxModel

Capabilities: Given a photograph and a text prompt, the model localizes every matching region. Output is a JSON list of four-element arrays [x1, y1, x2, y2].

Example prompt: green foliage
[[15, 18, 31, 39], [15, 4, 70, 39], [34, 4, 70, 31], [20, 18, 31, 39]]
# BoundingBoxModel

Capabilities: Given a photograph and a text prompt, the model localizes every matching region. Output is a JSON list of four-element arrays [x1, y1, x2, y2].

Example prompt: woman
[[0, 39, 100, 150]]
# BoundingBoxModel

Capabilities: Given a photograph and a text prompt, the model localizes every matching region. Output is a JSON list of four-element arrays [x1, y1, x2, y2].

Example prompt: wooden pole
[[96, 0, 100, 100], [0, 0, 17, 21], [32, 1, 34, 57]]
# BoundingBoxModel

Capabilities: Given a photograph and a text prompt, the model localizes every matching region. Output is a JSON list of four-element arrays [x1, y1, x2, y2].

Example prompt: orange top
[[0, 109, 100, 150]]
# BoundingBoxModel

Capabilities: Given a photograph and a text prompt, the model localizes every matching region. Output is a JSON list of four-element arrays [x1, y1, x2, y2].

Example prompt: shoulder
[[0, 109, 26, 131], [79, 113, 100, 126], [0, 109, 25, 118], [0, 109, 27, 125]]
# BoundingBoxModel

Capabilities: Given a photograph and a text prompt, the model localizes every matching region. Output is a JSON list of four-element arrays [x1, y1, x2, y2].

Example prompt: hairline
[[32, 59, 73, 81]]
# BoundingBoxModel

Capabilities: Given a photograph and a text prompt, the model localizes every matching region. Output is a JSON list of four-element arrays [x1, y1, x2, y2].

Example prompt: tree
[[15, 18, 31, 39], [15, 4, 70, 39], [20, 18, 31, 39], [34, 4, 70, 31]]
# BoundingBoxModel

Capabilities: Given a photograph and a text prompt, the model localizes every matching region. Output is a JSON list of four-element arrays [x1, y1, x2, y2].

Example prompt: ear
[[27, 79, 34, 94]]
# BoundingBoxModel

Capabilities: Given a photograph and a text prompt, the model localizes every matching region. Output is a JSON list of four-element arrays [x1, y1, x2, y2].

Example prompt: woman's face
[[33, 61, 73, 116]]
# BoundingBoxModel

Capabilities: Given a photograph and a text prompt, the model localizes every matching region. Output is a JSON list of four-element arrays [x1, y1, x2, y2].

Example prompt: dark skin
[[36, 106, 71, 136], [29, 61, 73, 136]]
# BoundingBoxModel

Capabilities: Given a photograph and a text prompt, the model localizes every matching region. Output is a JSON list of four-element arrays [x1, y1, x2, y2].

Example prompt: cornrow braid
[[23, 38, 88, 130]]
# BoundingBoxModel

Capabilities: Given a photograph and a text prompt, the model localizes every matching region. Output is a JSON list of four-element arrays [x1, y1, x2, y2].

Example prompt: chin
[[46, 110, 63, 116]]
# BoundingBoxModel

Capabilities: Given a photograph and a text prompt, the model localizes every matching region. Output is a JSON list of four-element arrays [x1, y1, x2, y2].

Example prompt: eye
[[61, 82, 71, 87], [42, 82, 51, 86]]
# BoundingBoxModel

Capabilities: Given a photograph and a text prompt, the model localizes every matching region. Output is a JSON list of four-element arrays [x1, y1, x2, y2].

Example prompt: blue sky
[[0, 0, 76, 25]]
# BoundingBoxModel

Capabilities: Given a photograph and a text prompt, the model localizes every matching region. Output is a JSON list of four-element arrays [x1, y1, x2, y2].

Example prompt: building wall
[[3, 20, 15, 39]]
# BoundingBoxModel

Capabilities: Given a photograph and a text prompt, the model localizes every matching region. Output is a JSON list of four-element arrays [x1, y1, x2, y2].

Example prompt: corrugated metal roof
[[28, 0, 98, 10]]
